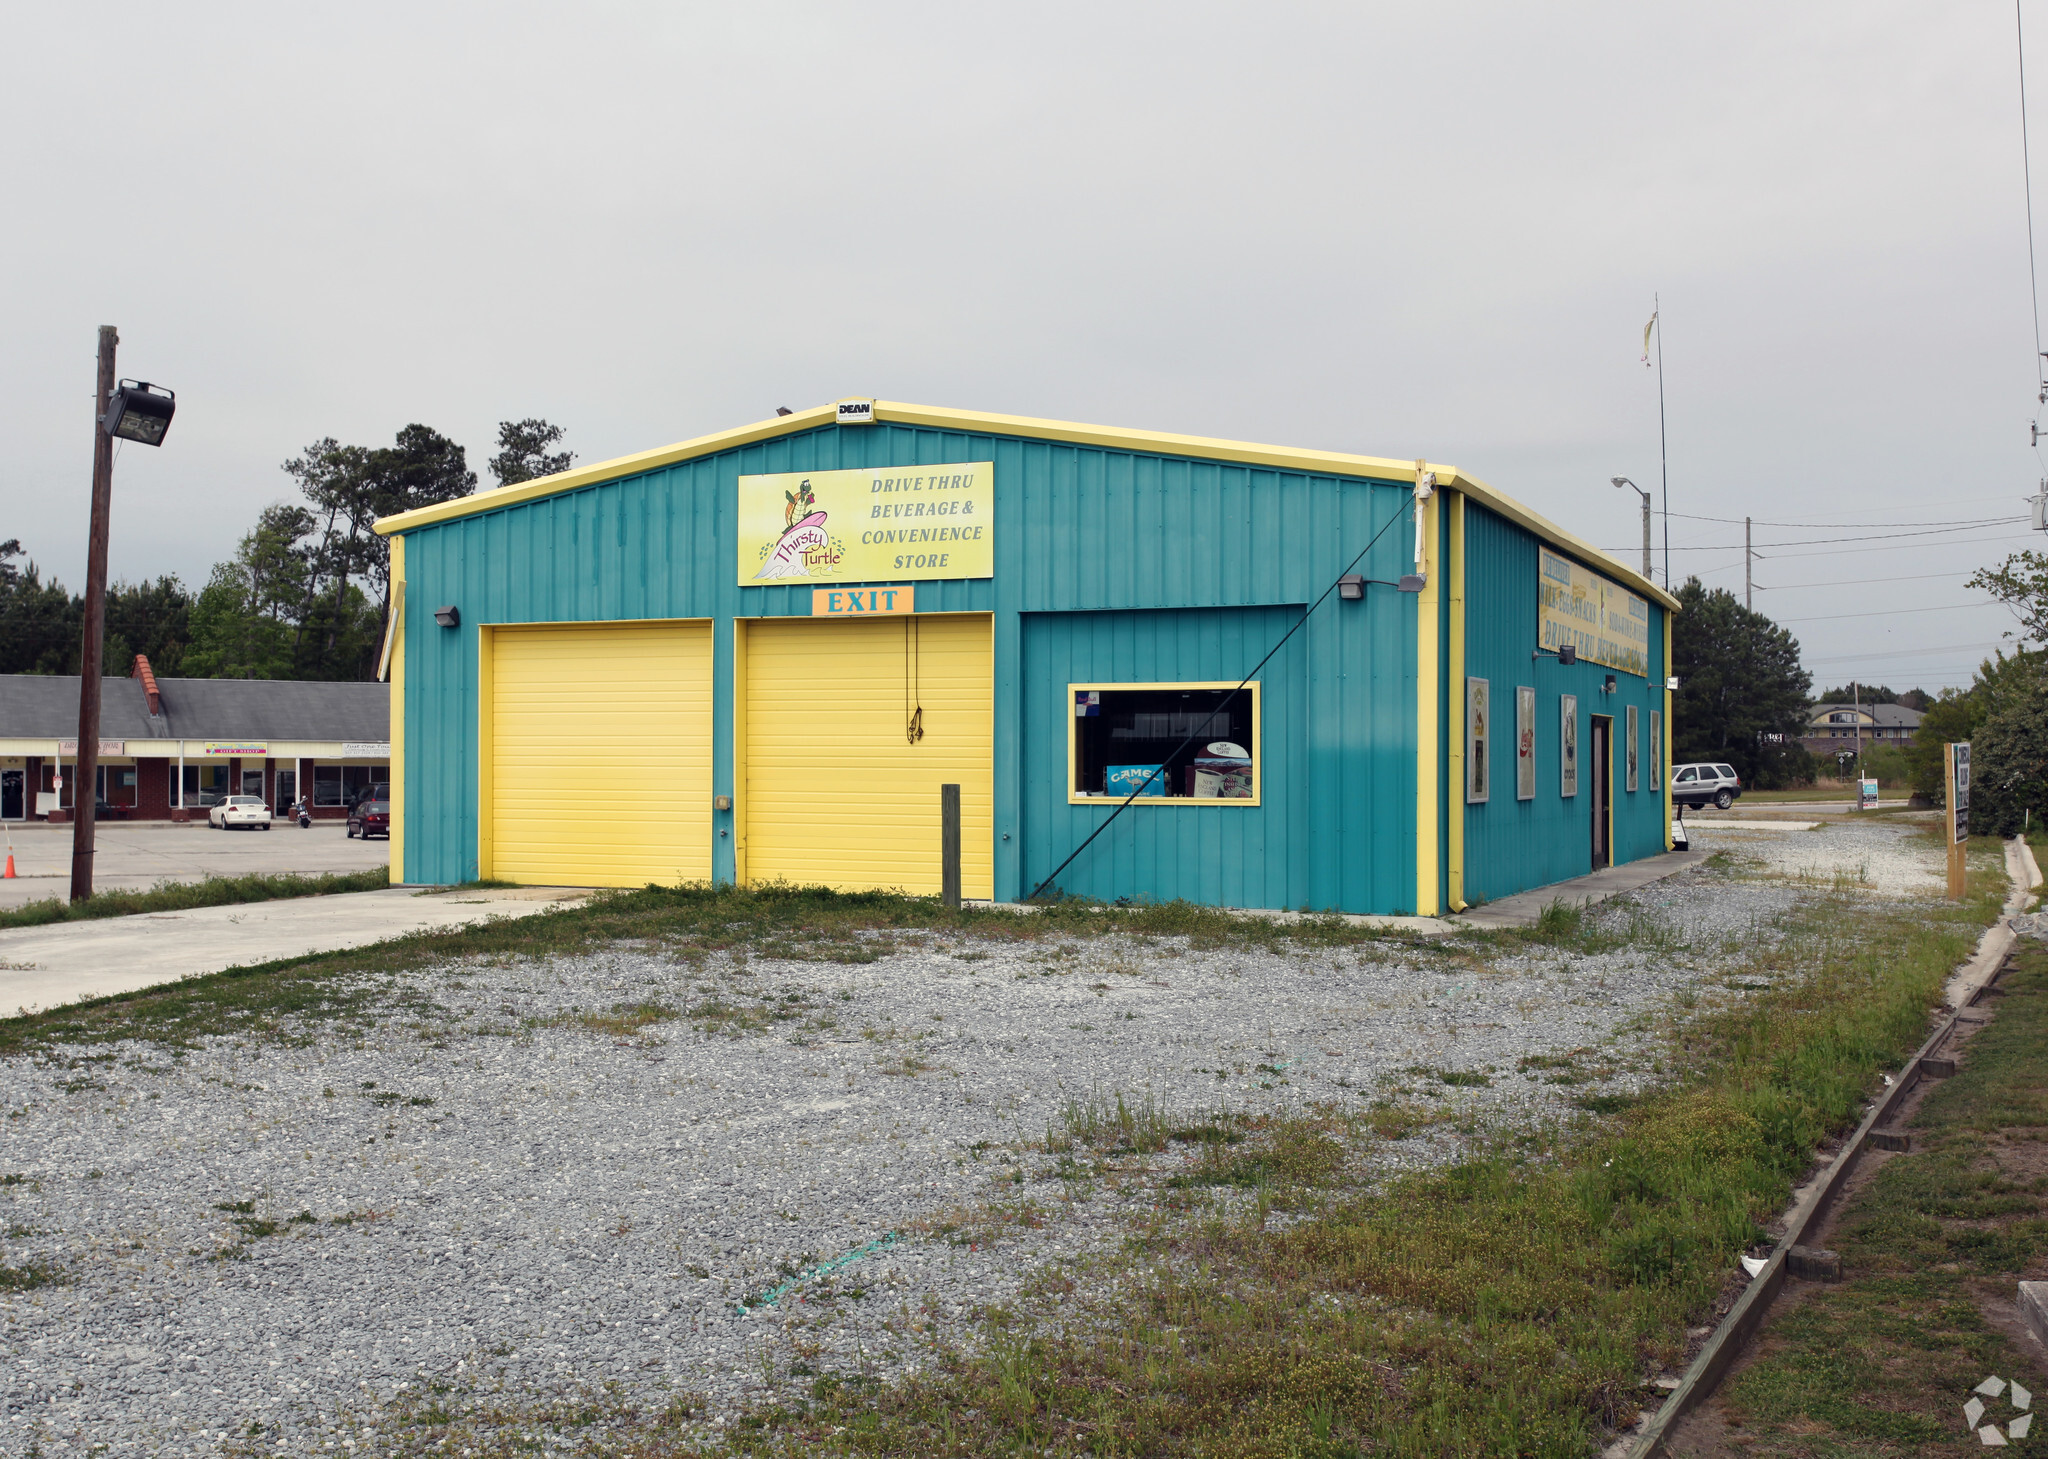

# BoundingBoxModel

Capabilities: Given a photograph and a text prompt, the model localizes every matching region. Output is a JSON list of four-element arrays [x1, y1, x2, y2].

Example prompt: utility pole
[[70, 325, 118, 903], [1852, 678, 1863, 783], [1744, 517, 1753, 610]]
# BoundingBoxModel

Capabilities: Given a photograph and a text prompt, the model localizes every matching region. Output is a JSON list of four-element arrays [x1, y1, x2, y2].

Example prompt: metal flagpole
[[1655, 294, 1670, 589]]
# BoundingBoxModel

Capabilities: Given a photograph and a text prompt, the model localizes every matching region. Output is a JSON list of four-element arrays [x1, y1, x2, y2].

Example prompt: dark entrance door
[[0, 770, 21, 820], [1590, 717, 1611, 869]]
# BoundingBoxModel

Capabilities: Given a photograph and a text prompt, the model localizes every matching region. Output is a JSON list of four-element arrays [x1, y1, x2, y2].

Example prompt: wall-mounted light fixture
[[1603, 674, 1618, 694], [433, 605, 460, 629], [1533, 644, 1578, 664], [1337, 575, 1364, 600], [1397, 574, 1425, 593], [105, 380, 176, 445]]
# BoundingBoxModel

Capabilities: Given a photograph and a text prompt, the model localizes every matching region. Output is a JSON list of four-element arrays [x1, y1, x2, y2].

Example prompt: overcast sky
[[4, 2, 2044, 693]]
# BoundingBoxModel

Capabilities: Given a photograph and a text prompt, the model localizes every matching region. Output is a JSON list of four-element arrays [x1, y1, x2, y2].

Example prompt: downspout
[[1413, 467, 1440, 917], [1446, 490, 1467, 912]]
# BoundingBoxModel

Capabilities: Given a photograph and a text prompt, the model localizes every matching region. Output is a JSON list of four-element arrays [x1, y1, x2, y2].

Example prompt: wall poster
[[1465, 677, 1490, 804], [1649, 710, 1663, 800], [1516, 685, 1536, 800], [738, 462, 994, 585], [1626, 705, 1639, 793], [1560, 694, 1579, 798]]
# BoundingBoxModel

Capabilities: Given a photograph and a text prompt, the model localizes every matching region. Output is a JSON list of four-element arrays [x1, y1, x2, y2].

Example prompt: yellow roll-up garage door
[[744, 613, 992, 897], [488, 621, 712, 887]]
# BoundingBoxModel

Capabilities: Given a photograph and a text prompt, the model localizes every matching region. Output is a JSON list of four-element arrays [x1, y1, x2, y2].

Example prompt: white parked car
[[208, 795, 274, 830]]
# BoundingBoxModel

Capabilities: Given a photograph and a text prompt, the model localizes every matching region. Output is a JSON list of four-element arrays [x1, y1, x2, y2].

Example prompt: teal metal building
[[372, 400, 1678, 916]]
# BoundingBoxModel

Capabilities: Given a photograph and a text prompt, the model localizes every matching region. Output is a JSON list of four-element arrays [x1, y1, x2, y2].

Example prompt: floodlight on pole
[[1612, 476, 1652, 581], [104, 380, 175, 445]]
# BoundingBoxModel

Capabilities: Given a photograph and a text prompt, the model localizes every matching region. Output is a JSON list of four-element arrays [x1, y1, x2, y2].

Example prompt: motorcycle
[[291, 797, 312, 829]]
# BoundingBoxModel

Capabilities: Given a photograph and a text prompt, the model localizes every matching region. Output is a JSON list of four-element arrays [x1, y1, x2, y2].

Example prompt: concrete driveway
[[0, 821, 388, 910], [0, 885, 587, 1016]]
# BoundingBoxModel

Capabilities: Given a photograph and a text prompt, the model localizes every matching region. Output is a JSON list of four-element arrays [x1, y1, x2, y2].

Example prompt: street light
[[69, 330, 175, 903], [1612, 477, 1652, 582]]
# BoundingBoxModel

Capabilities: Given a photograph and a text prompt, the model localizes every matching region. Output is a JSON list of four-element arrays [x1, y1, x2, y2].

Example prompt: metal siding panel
[[1460, 502, 1667, 903]]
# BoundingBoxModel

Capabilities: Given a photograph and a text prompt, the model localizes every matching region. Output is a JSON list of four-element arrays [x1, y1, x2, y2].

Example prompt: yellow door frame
[[386, 534, 405, 885]]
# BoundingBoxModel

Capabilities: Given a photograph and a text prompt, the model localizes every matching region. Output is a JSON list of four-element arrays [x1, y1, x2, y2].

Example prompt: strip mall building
[[373, 401, 1678, 915], [0, 660, 389, 822]]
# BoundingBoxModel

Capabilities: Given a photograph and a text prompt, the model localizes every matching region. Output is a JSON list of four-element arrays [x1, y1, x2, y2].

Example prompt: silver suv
[[1672, 762, 1742, 810]]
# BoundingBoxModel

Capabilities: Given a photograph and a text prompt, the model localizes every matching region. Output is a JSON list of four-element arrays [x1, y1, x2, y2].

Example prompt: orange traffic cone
[[2, 853, 13, 879]]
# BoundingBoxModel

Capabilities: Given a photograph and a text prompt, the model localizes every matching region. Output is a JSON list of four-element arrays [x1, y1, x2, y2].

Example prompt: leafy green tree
[[490, 419, 573, 488], [181, 505, 317, 679], [1904, 648, 2045, 804], [0, 540, 80, 674], [1967, 549, 2048, 647], [1670, 577, 1813, 785], [1972, 670, 2048, 834], [104, 576, 194, 678]]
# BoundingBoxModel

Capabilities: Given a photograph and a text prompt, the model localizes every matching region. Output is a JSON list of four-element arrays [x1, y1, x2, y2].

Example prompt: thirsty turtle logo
[[753, 478, 843, 580]]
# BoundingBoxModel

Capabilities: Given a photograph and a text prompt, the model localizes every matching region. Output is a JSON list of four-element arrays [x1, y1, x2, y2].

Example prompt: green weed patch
[[0, 867, 392, 930]]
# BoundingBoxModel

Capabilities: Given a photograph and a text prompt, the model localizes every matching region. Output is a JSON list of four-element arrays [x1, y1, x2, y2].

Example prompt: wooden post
[[940, 783, 961, 909], [70, 325, 118, 902]]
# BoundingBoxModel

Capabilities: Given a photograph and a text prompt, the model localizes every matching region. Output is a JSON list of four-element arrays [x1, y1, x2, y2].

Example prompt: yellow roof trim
[[370, 398, 1678, 611]]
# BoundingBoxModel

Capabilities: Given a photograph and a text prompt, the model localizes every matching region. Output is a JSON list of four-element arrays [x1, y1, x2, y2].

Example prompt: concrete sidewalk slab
[[0, 886, 587, 1017], [1677, 819, 1820, 831], [1452, 849, 1709, 931]]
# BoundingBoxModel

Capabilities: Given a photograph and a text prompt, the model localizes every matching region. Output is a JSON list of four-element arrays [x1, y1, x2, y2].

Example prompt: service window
[[1069, 682, 1259, 804]]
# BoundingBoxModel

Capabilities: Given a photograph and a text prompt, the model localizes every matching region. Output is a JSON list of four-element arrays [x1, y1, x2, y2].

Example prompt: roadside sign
[[1951, 742, 1970, 843], [1859, 777, 1879, 811], [1946, 741, 1970, 900]]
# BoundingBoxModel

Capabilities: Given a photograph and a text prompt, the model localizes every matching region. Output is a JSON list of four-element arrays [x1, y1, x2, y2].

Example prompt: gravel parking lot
[[0, 818, 1946, 1455]]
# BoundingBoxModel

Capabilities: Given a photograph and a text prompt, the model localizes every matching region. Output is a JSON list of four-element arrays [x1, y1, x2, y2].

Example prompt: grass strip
[[0, 868, 393, 930], [1709, 939, 2048, 1456]]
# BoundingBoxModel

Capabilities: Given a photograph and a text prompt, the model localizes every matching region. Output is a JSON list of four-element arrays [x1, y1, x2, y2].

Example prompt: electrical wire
[[1774, 602, 2001, 625], [1025, 495, 1414, 904], [1661, 510, 2021, 530], [1603, 518, 2026, 553], [1804, 640, 2028, 665], [1644, 531, 2032, 563], [1754, 570, 1971, 590]]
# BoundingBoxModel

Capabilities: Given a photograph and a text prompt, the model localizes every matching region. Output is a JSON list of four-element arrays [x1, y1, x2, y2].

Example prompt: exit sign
[[812, 585, 914, 617]]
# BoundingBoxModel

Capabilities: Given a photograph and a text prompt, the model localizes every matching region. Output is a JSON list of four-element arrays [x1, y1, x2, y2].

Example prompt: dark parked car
[[347, 781, 390, 839]]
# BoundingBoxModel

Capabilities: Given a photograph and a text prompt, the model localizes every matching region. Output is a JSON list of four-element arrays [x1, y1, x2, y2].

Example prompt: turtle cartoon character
[[784, 479, 816, 531]]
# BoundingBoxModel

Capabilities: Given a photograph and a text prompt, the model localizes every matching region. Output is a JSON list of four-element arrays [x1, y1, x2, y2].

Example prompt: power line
[[1775, 602, 1999, 625], [1647, 531, 2031, 562], [1803, 639, 2028, 665], [1603, 517, 2027, 553], [1755, 569, 1971, 590], [1663, 510, 2020, 530]]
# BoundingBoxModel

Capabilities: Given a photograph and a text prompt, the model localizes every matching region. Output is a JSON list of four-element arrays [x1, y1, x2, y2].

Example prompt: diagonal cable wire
[[1026, 496, 1415, 904]]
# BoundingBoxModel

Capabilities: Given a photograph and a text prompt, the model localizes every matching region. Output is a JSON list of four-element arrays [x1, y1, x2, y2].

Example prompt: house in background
[[1800, 701, 1924, 761]]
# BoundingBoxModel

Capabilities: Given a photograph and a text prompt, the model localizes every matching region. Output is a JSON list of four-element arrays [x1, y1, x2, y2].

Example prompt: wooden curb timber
[[1628, 836, 2039, 1457]]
